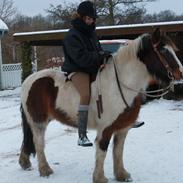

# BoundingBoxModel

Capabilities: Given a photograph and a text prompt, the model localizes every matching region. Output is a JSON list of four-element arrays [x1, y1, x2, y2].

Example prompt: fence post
[[0, 39, 2, 89], [21, 42, 32, 82]]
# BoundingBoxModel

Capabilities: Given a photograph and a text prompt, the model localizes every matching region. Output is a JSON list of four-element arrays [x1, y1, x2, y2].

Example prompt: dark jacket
[[62, 18, 103, 75]]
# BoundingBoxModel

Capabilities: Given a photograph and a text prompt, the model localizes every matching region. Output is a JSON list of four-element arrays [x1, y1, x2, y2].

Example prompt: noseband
[[153, 41, 174, 80]]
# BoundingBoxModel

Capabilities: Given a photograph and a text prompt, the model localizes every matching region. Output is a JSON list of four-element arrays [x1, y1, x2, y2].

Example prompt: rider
[[62, 1, 144, 147], [62, 1, 111, 146]]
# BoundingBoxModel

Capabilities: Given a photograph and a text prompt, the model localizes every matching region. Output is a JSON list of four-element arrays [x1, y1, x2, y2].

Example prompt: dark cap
[[77, 1, 97, 19]]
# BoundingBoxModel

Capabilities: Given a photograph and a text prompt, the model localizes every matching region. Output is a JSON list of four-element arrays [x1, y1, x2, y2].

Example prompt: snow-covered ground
[[0, 87, 183, 183]]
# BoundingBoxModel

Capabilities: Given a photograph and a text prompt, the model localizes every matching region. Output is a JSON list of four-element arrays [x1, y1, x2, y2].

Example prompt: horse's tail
[[20, 104, 36, 156]]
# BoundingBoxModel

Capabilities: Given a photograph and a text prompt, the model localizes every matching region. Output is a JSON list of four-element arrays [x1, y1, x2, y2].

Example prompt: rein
[[113, 56, 130, 108], [95, 38, 176, 118], [96, 68, 103, 118], [112, 55, 174, 99], [96, 56, 131, 118]]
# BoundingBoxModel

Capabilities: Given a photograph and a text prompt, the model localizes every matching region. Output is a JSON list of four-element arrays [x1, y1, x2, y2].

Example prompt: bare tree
[[143, 10, 181, 23], [95, 0, 156, 25], [0, 0, 16, 22], [45, 3, 78, 29], [117, 5, 146, 24], [45, 0, 156, 27]]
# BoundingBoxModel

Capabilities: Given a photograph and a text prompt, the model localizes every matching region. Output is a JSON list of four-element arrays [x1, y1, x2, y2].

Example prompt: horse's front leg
[[93, 129, 112, 183], [113, 128, 132, 182], [32, 123, 53, 177]]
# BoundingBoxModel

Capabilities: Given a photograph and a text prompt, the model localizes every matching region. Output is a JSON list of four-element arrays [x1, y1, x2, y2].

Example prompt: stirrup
[[132, 121, 145, 128], [78, 136, 93, 147]]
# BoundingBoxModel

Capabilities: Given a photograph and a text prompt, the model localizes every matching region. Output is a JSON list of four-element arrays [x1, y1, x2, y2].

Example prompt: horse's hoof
[[39, 166, 53, 177], [19, 153, 31, 170], [116, 171, 132, 182], [93, 176, 108, 183], [19, 159, 31, 170], [123, 177, 133, 182]]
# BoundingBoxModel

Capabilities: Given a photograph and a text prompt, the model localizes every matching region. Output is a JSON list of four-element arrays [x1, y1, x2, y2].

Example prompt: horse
[[19, 28, 183, 183]]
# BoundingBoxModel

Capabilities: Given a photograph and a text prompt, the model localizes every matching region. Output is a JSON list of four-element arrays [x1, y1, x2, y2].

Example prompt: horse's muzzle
[[172, 68, 182, 80]]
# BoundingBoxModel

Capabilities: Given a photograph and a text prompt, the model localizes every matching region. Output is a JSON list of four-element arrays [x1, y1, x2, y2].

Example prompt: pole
[[21, 42, 32, 82], [0, 38, 2, 89], [33, 46, 38, 72]]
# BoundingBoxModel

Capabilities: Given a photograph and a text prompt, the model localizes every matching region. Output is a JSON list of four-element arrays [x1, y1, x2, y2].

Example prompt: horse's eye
[[160, 47, 168, 54]]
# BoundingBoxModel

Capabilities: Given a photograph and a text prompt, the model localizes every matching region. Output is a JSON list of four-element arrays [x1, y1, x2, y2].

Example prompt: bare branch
[[0, 0, 16, 21]]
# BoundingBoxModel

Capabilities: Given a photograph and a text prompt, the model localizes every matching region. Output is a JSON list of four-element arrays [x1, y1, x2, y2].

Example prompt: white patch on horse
[[52, 73, 79, 122], [165, 45, 183, 74]]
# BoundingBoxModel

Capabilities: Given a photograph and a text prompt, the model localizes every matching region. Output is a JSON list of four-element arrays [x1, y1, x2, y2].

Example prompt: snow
[[0, 19, 8, 31], [0, 87, 183, 183], [97, 20, 183, 30], [13, 20, 183, 37], [13, 28, 69, 37]]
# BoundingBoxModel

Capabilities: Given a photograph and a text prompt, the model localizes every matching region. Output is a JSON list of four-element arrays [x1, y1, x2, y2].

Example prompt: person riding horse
[[62, 1, 144, 147]]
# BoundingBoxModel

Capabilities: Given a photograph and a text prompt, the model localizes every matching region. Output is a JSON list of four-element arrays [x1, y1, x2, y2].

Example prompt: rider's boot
[[77, 108, 93, 147]]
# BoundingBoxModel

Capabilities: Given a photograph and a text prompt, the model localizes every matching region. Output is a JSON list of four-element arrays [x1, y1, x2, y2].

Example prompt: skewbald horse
[[19, 28, 183, 183]]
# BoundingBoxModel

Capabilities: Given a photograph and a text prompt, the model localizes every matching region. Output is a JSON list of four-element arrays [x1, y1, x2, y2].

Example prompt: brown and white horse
[[19, 28, 183, 183]]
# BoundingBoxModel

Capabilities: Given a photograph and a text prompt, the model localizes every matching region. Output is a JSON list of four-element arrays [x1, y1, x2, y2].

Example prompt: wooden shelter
[[13, 21, 183, 81], [13, 21, 183, 46]]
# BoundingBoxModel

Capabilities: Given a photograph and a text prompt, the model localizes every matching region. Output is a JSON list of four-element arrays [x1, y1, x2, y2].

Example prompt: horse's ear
[[152, 28, 162, 44]]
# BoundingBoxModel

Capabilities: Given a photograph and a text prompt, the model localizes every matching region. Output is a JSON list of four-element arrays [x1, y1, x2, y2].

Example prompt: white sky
[[13, 0, 183, 17]]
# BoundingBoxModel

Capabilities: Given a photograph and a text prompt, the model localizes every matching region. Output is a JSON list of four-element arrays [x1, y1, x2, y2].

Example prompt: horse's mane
[[115, 36, 142, 63]]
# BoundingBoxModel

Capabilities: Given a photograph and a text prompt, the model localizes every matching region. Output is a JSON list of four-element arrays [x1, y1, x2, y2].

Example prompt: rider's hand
[[99, 50, 112, 64], [100, 64, 106, 69]]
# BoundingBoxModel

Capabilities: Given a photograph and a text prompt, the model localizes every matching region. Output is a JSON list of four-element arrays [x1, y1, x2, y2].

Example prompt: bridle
[[96, 37, 177, 114], [152, 40, 174, 80], [112, 37, 177, 109]]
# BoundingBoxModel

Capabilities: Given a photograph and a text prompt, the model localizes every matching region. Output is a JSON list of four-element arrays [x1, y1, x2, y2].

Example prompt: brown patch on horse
[[52, 108, 77, 128], [26, 77, 76, 127], [99, 95, 142, 151], [172, 68, 182, 80]]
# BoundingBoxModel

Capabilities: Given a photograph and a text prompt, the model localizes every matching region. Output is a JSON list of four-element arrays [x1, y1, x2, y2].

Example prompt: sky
[[1, 86, 183, 183], [13, 0, 183, 17]]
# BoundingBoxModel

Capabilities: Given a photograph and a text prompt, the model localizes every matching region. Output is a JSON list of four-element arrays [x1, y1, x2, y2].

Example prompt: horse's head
[[138, 28, 183, 84]]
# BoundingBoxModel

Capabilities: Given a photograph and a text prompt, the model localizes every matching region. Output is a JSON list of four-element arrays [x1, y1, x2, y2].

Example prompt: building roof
[[13, 20, 183, 46], [0, 19, 8, 31], [0, 19, 8, 38]]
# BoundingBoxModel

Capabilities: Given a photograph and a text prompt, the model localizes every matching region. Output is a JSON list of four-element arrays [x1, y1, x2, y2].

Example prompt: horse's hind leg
[[32, 122, 53, 177], [113, 129, 132, 182], [19, 106, 35, 170], [19, 148, 31, 170]]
